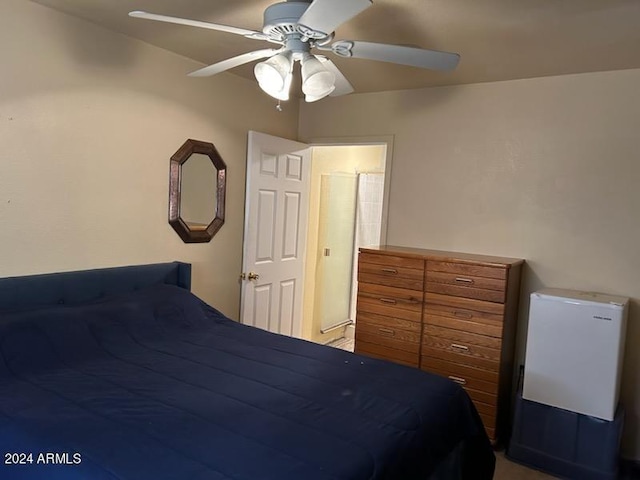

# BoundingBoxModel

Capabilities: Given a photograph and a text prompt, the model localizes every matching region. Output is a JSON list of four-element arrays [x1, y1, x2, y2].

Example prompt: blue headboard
[[0, 262, 191, 312]]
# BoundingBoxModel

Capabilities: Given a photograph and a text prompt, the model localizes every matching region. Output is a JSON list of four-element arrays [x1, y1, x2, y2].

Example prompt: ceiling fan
[[129, 0, 460, 102]]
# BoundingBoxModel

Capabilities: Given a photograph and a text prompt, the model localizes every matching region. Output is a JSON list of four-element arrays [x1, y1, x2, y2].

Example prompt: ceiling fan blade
[[333, 40, 460, 71], [188, 49, 280, 77], [297, 0, 372, 36], [128, 11, 267, 40], [315, 57, 354, 97]]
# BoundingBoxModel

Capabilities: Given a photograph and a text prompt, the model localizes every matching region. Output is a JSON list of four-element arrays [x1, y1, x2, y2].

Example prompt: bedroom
[[1, 0, 639, 478]]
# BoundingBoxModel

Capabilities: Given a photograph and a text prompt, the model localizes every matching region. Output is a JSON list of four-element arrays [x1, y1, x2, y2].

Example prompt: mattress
[[0, 284, 494, 479]]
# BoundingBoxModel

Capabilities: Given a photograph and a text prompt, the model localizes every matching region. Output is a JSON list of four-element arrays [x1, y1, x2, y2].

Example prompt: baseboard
[[344, 324, 355, 340]]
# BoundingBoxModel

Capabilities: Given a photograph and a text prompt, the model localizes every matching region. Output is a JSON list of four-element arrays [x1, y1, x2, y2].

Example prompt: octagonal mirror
[[169, 139, 226, 243]]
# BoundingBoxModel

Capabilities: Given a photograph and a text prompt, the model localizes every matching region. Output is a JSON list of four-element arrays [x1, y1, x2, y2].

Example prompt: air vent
[[263, 23, 303, 41]]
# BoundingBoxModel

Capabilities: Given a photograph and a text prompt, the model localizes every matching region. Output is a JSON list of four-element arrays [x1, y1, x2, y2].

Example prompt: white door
[[240, 131, 310, 338]]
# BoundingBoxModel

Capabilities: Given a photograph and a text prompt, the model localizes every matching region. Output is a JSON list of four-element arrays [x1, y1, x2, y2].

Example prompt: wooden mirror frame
[[169, 139, 227, 243]]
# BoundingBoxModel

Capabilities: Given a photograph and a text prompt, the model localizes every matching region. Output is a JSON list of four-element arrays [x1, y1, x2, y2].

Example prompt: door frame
[[239, 133, 394, 340], [301, 135, 394, 342]]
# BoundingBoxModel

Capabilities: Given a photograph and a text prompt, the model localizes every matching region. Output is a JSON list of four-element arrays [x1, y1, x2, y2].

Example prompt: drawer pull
[[448, 375, 467, 385], [455, 277, 475, 284], [451, 343, 469, 351], [379, 298, 397, 305], [380, 268, 398, 275], [378, 328, 395, 336], [453, 310, 473, 319]]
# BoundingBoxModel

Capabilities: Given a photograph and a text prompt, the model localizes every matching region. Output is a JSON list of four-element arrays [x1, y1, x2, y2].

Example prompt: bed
[[0, 262, 494, 480]]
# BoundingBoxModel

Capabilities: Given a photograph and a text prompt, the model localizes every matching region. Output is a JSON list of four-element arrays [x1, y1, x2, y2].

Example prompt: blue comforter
[[0, 285, 494, 480]]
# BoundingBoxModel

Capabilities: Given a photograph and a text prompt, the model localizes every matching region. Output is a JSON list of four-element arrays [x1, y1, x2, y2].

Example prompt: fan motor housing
[[263, 2, 328, 40]]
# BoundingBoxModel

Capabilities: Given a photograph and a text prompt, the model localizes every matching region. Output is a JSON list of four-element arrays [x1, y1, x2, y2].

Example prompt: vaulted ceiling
[[30, 0, 640, 94]]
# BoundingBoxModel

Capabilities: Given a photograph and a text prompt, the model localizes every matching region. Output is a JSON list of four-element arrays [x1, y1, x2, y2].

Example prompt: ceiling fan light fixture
[[274, 71, 294, 101], [130, 1, 460, 103], [257, 69, 293, 101], [304, 85, 336, 103], [301, 54, 336, 98], [254, 51, 292, 93]]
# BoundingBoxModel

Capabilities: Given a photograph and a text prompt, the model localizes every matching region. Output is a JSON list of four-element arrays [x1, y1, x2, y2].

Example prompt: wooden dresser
[[354, 245, 523, 444]]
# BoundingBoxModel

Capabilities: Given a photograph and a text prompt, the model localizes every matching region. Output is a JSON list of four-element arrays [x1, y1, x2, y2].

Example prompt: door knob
[[247, 272, 260, 281]]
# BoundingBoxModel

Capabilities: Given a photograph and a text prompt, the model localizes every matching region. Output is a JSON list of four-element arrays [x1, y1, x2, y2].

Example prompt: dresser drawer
[[425, 292, 505, 317], [357, 283, 423, 316], [422, 345, 500, 372], [358, 267, 423, 291], [422, 335, 500, 370], [357, 300, 422, 323], [356, 311, 421, 333], [421, 356, 499, 398], [358, 253, 424, 290], [426, 270, 505, 293], [356, 340, 419, 367], [360, 252, 424, 271], [426, 272, 506, 303], [470, 397, 497, 417], [357, 321, 421, 345], [423, 324, 502, 350], [356, 329, 420, 355], [466, 388, 499, 409], [425, 313, 503, 339], [427, 260, 506, 280], [425, 293, 504, 338]]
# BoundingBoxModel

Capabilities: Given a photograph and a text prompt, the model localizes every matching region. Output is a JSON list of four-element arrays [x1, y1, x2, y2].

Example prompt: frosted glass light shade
[[305, 85, 336, 102], [254, 52, 292, 97], [301, 54, 335, 98], [267, 72, 293, 101]]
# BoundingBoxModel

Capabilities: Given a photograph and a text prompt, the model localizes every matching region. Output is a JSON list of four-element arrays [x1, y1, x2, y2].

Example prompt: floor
[[496, 453, 640, 479], [495, 452, 558, 479], [326, 337, 354, 351]]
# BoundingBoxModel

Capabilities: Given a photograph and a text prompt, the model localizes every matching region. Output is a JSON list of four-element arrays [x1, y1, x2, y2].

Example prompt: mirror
[[181, 153, 217, 229], [169, 139, 226, 243]]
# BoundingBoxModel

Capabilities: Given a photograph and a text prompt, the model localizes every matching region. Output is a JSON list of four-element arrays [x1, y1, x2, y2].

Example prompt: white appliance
[[523, 288, 628, 421]]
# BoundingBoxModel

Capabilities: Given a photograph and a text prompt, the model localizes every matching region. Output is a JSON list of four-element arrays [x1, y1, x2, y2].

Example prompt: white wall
[[0, 0, 299, 317], [299, 69, 640, 458]]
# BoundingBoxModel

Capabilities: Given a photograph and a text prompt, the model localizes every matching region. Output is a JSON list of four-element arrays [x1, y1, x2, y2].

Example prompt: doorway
[[301, 144, 388, 346], [240, 133, 391, 343]]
